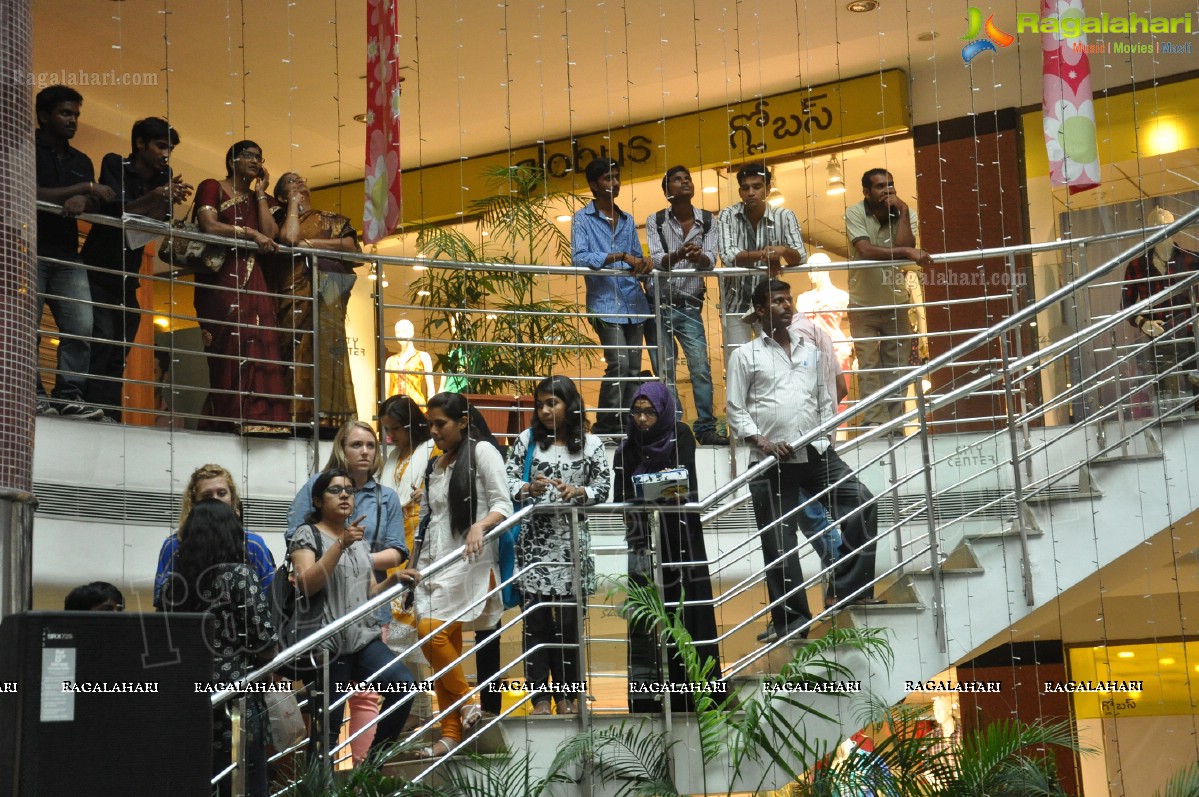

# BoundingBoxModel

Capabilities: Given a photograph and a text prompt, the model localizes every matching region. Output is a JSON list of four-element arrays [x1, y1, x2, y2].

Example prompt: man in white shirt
[[844, 169, 932, 425], [727, 279, 881, 641]]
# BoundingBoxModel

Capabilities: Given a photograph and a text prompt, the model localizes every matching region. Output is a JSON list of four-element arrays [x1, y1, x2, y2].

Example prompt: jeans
[[590, 319, 644, 433], [36, 257, 93, 399], [323, 638, 414, 755], [749, 448, 878, 628], [86, 283, 141, 419], [646, 301, 717, 436], [850, 306, 908, 424]]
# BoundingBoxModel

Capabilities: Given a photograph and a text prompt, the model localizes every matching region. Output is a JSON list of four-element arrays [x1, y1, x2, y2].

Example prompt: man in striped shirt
[[644, 165, 727, 445]]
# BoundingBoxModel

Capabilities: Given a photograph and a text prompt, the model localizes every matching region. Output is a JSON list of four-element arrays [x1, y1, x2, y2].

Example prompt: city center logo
[[961, 7, 1014, 63]]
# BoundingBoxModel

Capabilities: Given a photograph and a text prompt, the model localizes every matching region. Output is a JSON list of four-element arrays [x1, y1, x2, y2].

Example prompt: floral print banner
[[364, 0, 401, 243], [1041, 0, 1101, 193]]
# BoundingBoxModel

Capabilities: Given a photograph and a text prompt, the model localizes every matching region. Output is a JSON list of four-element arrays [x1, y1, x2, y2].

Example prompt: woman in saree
[[274, 172, 363, 434], [193, 140, 289, 434]]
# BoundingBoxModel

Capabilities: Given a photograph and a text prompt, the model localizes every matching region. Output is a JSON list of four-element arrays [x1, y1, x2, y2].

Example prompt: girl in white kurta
[[413, 392, 513, 757]]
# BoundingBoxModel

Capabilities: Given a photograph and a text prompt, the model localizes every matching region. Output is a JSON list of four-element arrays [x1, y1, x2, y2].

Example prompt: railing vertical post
[[569, 505, 594, 797], [999, 333, 1036, 606], [886, 448, 904, 576], [309, 253, 322, 442], [230, 696, 246, 797], [374, 256, 387, 439], [1111, 328, 1131, 456], [648, 506, 672, 721], [912, 379, 946, 653], [1005, 252, 1034, 479]]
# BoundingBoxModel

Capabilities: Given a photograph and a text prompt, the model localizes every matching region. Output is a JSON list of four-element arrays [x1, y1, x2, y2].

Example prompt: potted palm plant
[[409, 164, 596, 433]]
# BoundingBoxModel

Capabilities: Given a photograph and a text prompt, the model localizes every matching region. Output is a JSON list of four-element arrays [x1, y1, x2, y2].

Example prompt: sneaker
[[35, 399, 58, 416], [57, 401, 105, 420], [696, 430, 730, 446], [756, 622, 777, 643]]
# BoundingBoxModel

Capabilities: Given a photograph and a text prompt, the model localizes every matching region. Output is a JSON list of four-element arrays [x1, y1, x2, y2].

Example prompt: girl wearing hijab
[[614, 382, 724, 712]]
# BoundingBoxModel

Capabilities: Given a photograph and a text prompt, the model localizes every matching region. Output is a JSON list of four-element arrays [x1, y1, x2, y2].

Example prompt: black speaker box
[[0, 611, 214, 797]]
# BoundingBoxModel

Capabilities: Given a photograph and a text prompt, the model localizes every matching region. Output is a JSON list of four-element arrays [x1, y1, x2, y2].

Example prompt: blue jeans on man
[[646, 299, 718, 438], [36, 257, 93, 401]]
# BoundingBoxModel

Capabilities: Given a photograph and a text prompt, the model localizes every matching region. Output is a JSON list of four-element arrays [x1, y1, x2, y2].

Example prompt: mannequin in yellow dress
[[385, 319, 436, 406]]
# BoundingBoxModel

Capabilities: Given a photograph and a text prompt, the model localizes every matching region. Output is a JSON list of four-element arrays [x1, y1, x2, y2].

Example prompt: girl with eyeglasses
[[615, 382, 724, 712], [289, 469, 421, 759], [193, 140, 289, 434], [285, 419, 409, 763]]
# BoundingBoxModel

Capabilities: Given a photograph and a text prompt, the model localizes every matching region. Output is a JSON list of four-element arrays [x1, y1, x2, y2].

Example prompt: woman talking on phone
[[289, 469, 421, 757]]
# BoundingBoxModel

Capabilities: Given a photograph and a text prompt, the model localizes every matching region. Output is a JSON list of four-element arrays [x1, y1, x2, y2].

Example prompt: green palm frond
[[406, 165, 588, 394], [952, 718, 1087, 796], [1154, 762, 1199, 797]]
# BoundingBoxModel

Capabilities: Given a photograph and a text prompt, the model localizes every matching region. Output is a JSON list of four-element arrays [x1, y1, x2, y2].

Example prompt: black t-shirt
[[80, 153, 168, 293], [35, 134, 96, 261]]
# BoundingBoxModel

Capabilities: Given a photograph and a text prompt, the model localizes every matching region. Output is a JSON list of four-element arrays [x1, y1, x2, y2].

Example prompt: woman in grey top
[[290, 468, 421, 758]]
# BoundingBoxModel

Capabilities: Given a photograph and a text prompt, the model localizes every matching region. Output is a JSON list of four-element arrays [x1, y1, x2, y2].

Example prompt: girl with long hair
[[412, 392, 513, 756], [289, 469, 421, 758], [505, 374, 610, 715], [193, 139, 288, 433], [161, 499, 277, 797], [154, 463, 275, 610]]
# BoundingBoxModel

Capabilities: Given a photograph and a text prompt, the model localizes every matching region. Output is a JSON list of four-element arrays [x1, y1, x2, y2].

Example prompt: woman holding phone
[[286, 420, 408, 763], [289, 469, 421, 758]]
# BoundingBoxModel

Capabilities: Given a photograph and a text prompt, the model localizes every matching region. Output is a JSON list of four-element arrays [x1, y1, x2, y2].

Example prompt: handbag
[[498, 429, 535, 609], [155, 201, 227, 276], [265, 689, 305, 751], [268, 526, 337, 678]]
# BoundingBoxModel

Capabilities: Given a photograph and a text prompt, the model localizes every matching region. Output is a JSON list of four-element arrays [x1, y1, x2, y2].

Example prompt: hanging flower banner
[[364, 0, 401, 243], [1041, 0, 1101, 193]]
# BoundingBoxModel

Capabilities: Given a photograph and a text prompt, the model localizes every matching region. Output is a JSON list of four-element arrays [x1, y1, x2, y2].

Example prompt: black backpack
[[268, 526, 336, 678]]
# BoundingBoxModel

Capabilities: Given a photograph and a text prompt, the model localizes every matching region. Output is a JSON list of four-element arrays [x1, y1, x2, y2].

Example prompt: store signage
[[367, 69, 908, 225]]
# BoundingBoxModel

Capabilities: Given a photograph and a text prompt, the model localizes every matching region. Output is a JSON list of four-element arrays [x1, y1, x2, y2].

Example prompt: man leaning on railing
[[727, 279, 882, 643]]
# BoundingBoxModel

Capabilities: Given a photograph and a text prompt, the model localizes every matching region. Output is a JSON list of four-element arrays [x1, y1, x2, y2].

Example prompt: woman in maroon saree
[[194, 140, 290, 434]]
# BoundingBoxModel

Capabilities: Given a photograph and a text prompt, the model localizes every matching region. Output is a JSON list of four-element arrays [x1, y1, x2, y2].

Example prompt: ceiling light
[[847, 0, 879, 11], [1160, 658, 1175, 666], [702, 186, 718, 194], [826, 155, 847, 195], [417, 290, 431, 297], [555, 215, 572, 223], [413, 264, 427, 271], [767, 187, 785, 207], [153, 316, 170, 329], [1117, 651, 1134, 659]]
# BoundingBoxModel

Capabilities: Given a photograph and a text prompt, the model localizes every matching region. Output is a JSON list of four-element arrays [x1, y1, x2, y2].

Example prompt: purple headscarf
[[619, 382, 677, 477]]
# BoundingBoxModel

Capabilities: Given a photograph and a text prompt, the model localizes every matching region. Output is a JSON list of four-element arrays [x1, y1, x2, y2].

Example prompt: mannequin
[[793, 263, 855, 376], [385, 319, 436, 406]]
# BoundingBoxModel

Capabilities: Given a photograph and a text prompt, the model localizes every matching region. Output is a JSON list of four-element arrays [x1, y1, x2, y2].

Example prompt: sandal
[[417, 737, 457, 759], [460, 704, 483, 731]]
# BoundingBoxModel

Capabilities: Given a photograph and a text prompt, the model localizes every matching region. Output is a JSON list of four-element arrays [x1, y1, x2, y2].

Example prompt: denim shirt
[[572, 201, 651, 324]]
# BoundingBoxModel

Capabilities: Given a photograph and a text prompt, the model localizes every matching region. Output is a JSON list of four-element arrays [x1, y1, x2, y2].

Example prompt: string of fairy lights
[[40, 0, 1199, 774]]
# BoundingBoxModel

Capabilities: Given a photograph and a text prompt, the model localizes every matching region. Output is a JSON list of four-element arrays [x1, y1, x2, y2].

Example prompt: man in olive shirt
[[844, 169, 932, 426]]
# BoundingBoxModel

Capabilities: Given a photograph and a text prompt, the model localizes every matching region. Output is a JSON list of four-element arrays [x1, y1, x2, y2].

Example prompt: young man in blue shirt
[[571, 157, 652, 436]]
